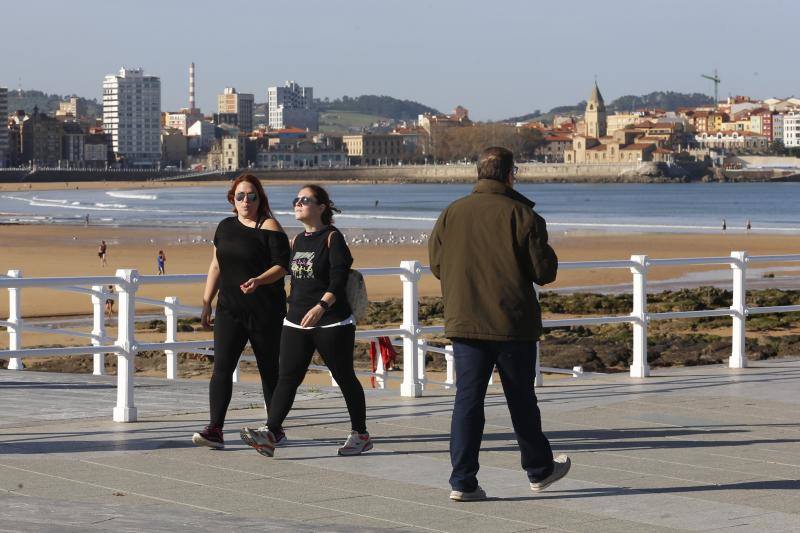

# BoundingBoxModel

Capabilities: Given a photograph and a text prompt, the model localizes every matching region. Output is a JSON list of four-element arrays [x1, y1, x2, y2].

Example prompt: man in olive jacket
[[429, 146, 570, 501]]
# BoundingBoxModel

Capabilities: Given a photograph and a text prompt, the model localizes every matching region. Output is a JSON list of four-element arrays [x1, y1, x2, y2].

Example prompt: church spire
[[585, 81, 607, 138], [589, 81, 605, 111]]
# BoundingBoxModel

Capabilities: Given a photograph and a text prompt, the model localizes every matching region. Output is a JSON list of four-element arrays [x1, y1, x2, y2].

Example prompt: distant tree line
[[316, 95, 440, 120], [7, 90, 101, 117], [429, 124, 543, 162], [506, 91, 716, 122]]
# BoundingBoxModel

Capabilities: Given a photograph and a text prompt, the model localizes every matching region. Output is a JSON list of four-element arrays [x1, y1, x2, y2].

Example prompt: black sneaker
[[192, 425, 224, 449], [530, 454, 571, 492]]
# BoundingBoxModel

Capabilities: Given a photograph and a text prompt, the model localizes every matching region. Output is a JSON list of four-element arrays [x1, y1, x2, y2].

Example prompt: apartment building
[[102, 68, 161, 166]]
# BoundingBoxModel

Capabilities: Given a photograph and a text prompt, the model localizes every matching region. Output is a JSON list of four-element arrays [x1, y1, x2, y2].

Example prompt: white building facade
[[267, 81, 318, 131], [0, 87, 8, 167], [783, 112, 800, 148], [102, 68, 162, 166], [187, 120, 217, 152]]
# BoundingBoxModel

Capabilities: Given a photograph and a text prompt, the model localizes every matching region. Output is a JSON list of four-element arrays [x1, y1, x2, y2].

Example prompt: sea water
[[1, 182, 799, 234]]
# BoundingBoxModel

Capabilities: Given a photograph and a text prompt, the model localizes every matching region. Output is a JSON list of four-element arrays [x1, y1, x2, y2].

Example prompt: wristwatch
[[317, 300, 330, 311]]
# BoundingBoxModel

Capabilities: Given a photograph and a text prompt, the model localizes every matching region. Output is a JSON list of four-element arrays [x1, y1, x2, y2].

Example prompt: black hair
[[301, 184, 341, 225]]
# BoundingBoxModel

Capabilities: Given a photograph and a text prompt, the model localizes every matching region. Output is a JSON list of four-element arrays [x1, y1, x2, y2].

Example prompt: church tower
[[585, 82, 607, 138]]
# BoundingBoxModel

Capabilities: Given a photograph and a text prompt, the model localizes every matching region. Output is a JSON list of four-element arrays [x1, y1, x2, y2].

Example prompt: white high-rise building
[[267, 81, 318, 131], [102, 68, 161, 166], [0, 87, 8, 167], [217, 87, 254, 133], [783, 112, 800, 148]]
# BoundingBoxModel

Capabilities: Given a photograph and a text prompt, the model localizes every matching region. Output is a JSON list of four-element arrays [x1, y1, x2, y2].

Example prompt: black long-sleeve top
[[286, 227, 353, 326], [213, 216, 290, 321]]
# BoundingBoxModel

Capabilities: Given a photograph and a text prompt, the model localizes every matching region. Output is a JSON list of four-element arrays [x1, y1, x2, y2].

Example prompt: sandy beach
[[2, 223, 800, 319]]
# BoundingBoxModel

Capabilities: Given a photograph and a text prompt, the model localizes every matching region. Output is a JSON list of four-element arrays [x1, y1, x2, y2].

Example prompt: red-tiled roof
[[544, 135, 572, 142]]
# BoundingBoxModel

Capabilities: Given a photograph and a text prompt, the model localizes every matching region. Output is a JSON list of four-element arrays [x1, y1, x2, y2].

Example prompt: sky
[[2, 0, 797, 121]]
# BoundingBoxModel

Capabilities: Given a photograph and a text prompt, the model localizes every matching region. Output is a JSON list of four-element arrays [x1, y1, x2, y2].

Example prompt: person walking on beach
[[104, 285, 115, 320], [192, 174, 290, 450], [98, 240, 107, 267], [157, 250, 167, 275], [239, 184, 371, 458], [722, 219, 727, 232], [429, 146, 570, 502], [746, 219, 752, 231]]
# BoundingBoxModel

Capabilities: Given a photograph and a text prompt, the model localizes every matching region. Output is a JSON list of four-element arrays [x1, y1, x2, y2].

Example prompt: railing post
[[374, 340, 386, 389], [400, 260, 422, 397], [630, 255, 650, 378], [417, 338, 427, 390], [730, 251, 748, 369], [444, 344, 455, 390], [91, 285, 106, 375], [113, 269, 138, 422], [6, 270, 24, 370], [164, 296, 178, 379]]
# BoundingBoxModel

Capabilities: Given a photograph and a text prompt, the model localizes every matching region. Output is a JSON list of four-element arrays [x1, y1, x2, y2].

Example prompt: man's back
[[429, 178, 557, 342]]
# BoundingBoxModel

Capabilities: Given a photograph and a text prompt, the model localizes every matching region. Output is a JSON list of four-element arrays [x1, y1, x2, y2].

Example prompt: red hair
[[227, 174, 273, 221]]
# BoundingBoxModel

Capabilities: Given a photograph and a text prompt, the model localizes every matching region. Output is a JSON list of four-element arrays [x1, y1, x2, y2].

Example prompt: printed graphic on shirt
[[292, 251, 315, 279]]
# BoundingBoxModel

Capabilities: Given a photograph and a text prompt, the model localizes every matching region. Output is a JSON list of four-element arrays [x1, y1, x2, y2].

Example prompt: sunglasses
[[292, 196, 318, 207], [235, 191, 258, 203]]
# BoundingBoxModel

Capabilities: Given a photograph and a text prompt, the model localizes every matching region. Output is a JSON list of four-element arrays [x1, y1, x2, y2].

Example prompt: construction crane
[[701, 69, 721, 104]]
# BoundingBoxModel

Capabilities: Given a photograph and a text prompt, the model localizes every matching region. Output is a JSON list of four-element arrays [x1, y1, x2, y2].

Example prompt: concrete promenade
[[1, 360, 799, 532]]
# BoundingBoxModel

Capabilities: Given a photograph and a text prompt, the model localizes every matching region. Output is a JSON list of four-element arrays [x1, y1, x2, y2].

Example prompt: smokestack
[[189, 62, 196, 111]]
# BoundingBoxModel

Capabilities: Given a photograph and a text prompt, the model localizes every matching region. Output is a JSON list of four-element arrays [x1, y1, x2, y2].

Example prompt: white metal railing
[[3, 251, 800, 422]]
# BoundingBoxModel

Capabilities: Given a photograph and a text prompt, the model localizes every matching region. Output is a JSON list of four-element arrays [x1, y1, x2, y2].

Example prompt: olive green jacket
[[429, 179, 558, 341]]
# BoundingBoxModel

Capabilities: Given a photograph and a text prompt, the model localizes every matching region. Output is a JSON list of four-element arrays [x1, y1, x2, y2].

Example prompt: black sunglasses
[[235, 192, 258, 203], [292, 196, 318, 207]]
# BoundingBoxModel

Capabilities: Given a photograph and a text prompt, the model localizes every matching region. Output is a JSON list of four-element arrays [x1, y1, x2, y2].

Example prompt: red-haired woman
[[192, 174, 290, 449]]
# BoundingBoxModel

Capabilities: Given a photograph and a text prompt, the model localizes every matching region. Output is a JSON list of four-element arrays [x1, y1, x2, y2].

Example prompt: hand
[[300, 305, 325, 328], [240, 277, 259, 294], [200, 303, 214, 330]]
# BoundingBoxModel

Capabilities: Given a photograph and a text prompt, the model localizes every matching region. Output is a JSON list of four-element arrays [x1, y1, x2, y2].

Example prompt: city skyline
[[1, 0, 798, 121]]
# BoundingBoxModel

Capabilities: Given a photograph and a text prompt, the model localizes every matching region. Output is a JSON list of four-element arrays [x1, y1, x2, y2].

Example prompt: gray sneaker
[[449, 486, 487, 502], [337, 431, 373, 456], [239, 426, 277, 457], [530, 454, 571, 492], [242, 425, 287, 447]]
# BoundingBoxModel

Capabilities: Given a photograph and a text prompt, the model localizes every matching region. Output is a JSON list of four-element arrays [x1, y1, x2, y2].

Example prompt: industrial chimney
[[189, 62, 196, 112]]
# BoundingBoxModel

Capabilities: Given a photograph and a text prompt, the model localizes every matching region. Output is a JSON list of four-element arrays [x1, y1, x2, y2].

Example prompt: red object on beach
[[369, 337, 397, 387]]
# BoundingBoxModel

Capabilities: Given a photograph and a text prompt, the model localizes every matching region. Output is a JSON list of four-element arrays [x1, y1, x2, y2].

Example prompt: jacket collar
[[472, 179, 536, 208]]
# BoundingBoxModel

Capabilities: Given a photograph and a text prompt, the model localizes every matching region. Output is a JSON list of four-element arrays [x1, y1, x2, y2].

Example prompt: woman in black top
[[192, 174, 290, 449], [239, 184, 372, 457]]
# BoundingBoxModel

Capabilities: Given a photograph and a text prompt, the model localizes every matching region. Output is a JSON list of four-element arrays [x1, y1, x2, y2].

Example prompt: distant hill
[[506, 91, 715, 123], [6, 90, 101, 118], [316, 95, 440, 120]]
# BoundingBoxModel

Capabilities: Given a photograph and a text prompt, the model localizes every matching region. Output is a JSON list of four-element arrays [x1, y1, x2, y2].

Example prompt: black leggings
[[210, 307, 282, 428], [267, 324, 366, 434]]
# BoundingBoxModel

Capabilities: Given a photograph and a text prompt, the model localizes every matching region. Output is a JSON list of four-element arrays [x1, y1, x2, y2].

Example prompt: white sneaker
[[530, 454, 571, 492], [449, 486, 487, 502], [239, 426, 277, 457], [243, 425, 288, 446], [337, 431, 373, 456]]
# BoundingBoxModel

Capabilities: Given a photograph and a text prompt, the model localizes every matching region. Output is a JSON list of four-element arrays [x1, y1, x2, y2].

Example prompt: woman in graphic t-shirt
[[239, 184, 372, 458]]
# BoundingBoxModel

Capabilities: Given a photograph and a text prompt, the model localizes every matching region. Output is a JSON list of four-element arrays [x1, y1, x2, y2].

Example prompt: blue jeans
[[449, 339, 554, 492]]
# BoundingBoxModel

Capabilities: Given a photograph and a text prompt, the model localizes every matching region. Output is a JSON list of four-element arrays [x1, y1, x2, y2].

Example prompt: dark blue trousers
[[449, 339, 554, 492]]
